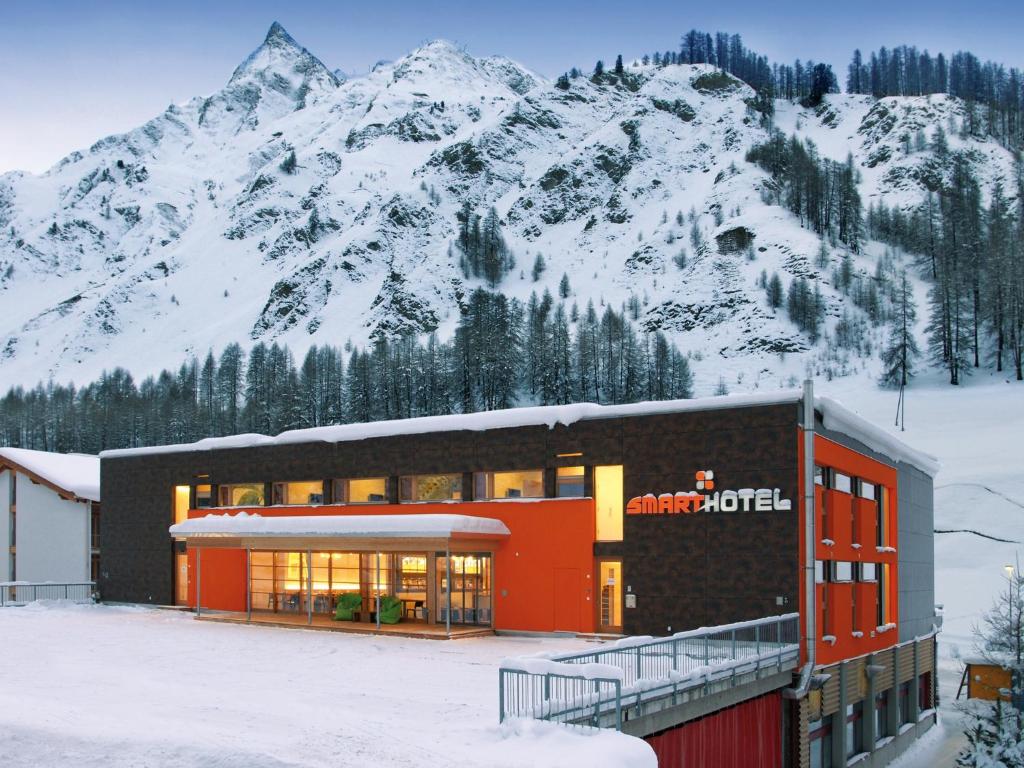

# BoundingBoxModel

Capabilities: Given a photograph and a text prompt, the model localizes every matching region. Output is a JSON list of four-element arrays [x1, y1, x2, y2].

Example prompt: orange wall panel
[[800, 431, 901, 666], [184, 499, 597, 634]]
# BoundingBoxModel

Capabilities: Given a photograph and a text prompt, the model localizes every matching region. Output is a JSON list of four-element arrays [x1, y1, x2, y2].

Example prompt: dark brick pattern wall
[[101, 403, 801, 634]]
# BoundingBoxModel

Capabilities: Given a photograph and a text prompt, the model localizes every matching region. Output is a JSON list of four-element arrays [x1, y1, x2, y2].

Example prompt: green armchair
[[334, 593, 363, 621], [378, 595, 402, 625]]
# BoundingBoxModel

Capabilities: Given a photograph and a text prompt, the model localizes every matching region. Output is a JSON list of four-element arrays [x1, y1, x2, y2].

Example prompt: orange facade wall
[[799, 432, 900, 666], [184, 498, 597, 633]]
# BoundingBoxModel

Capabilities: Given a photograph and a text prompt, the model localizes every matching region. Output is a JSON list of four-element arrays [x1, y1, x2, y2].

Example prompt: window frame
[[332, 477, 389, 505], [555, 466, 586, 498], [398, 473, 463, 503], [217, 482, 266, 507], [272, 480, 326, 506], [472, 469, 545, 500]]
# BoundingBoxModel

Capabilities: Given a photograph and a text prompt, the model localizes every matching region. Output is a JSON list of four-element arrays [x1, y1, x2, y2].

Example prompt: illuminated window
[[598, 560, 622, 630], [474, 470, 544, 500], [195, 484, 213, 508], [594, 465, 623, 542], [218, 483, 265, 506], [272, 481, 324, 505], [173, 485, 190, 525], [556, 466, 585, 497], [332, 478, 388, 504], [399, 474, 462, 502]]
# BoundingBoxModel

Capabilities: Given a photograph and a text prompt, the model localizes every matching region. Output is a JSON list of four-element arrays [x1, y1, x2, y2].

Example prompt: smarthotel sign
[[626, 470, 793, 515]]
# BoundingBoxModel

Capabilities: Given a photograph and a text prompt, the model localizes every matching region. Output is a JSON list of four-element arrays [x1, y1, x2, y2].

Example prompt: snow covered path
[[0, 603, 654, 767]]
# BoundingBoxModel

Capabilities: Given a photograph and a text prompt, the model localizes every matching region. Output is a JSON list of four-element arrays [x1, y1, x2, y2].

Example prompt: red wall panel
[[645, 693, 782, 768], [184, 498, 597, 633]]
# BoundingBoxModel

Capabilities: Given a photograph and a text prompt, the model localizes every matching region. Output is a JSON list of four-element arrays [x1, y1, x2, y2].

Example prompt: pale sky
[[0, 0, 1018, 174]]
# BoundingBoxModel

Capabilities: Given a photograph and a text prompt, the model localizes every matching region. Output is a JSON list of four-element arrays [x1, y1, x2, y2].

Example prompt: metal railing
[[499, 613, 800, 730], [0, 581, 96, 607]]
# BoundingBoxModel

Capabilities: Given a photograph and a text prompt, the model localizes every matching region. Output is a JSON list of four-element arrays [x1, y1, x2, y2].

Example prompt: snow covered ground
[[0, 602, 655, 768]]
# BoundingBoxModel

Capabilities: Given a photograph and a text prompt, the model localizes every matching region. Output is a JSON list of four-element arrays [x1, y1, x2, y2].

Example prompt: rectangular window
[[173, 485, 190, 525], [874, 692, 888, 741], [272, 481, 325, 505], [878, 565, 889, 626], [822, 580, 830, 636], [831, 472, 852, 494], [815, 560, 825, 584], [846, 702, 863, 758], [858, 480, 876, 500], [899, 682, 912, 724], [474, 470, 544, 500], [91, 508, 101, 551], [919, 672, 931, 711], [399, 474, 462, 502], [877, 487, 888, 547], [598, 560, 623, 631], [333, 477, 388, 504], [195, 484, 213, 508], [556, 466, 585, 497], [832, 561, 853, 582], [594, 465, 623, 542], [859, 562, 877, 582], [814, 465, 825, 486], [218, 483, 265, 507], [851, 583, 858, 632], [809, 716, 832, 768]]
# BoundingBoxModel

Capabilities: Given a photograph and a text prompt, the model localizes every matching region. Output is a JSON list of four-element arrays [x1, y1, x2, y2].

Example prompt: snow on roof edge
[[0, 447, 100, 501], [100, 389, 938, 477], [816, 396, 940, 477], [170, 511, 511, 538], [101, 391, 803, 459]]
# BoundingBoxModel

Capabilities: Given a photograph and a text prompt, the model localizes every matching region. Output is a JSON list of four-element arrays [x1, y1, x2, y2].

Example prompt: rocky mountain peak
[[228, 21, 340, 96]]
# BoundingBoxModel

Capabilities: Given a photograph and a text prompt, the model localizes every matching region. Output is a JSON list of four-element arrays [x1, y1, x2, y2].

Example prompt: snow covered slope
[[0, 24, 1018, 391]]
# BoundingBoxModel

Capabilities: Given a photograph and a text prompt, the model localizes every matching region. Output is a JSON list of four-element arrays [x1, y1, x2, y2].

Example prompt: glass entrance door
[[436, 553, 492, 626], [597, 559, 623, 633]]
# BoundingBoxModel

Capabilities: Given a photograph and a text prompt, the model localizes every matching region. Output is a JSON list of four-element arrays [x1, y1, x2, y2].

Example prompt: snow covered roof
[[0, 447, 100, 502], [169, 512, 511, 539], [102, 389, 938, 477]]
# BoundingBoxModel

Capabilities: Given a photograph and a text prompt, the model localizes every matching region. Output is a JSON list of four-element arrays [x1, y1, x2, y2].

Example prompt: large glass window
[[595, 465, 623, 541], [399, 474, 462, 502], [556, 466, 585, 497], [332, 478, 388, 504], [218, 483, 265, 506], [272, 481, 324, 505], [437, 553, 492, 626], [474, 470, 544, 500]]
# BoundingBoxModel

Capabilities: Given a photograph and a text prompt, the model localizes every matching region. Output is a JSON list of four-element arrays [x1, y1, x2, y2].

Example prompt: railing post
[[498, 670, 505, 724], [615, 680, 622, 731], [635, 645, 642, 683], [731, 629, 736, 659], [755, 623, 760, 657]]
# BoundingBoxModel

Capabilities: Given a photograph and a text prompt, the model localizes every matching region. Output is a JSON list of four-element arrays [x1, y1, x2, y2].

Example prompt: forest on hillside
[[1, 28, 1022, 452]]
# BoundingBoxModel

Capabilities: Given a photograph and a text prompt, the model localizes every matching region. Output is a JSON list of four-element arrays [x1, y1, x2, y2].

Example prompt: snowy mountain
[[0, 23, 1018, 392]]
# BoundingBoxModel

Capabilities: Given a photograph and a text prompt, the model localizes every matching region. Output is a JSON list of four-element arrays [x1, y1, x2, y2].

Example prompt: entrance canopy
[[170, 512, 511, 542]]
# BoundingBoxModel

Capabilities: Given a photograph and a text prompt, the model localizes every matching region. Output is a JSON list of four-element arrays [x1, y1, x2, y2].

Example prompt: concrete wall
[[13, 474, 89, 583], [816, 419, 936, 643], [0, 469, 10, 581]]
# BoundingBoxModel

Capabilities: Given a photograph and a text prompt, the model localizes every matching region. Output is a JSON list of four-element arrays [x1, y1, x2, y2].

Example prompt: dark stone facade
[[100, 402, 802, 635]]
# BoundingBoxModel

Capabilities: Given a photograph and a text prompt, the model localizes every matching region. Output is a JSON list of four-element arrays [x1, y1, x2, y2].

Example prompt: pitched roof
[[0, 447, 100, 502]]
